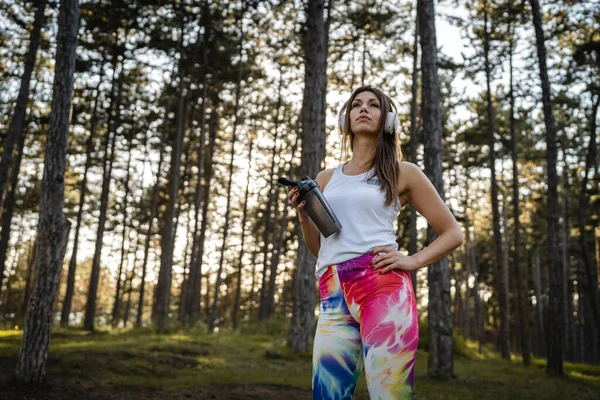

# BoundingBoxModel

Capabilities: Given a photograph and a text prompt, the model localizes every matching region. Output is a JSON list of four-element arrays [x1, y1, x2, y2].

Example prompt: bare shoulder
[[397, 161, 424, 206], [315, 168, 336, 192]]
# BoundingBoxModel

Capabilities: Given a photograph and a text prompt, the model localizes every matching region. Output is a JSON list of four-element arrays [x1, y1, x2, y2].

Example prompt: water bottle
[[278, 176, 342, 238]]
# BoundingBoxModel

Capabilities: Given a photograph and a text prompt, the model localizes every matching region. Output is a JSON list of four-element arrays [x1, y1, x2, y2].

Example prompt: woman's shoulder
[[398, 161, 422, 177], [316, 168, 336, 191], [397, 161, 423, 201]]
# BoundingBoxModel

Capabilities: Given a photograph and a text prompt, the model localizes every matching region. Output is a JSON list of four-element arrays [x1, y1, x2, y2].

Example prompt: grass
[[0, 326, 599, 399]]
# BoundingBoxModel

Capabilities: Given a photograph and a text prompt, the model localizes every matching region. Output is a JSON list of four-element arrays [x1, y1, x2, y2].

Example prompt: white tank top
[[315, 162, 402, 277]]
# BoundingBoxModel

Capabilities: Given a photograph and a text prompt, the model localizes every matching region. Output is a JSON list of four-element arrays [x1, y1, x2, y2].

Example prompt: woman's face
[[349, 91, 382, 135]]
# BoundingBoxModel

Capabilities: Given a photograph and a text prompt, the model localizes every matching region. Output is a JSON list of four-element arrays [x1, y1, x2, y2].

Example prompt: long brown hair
[[339, 85, 403, 207]]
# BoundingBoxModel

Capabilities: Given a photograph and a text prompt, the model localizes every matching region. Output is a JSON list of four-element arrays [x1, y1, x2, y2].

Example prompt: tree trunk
[[83, 58, 124, 331], [0, 118, 27, 299], [178, 210, 193, 322], [171, 102, 193, 256], [361, 28, 367, 86], [21, 237, 37, 318], [482, 2, 510, 360], [529, 0, 564, 375], [0, 0, 47, 218], [188, 100, 219, 326], [181, 84, 208, 324], [561, 179, 574, 360], [288, 0, 329, 354], [233, 135, 255, 329], [60, 73, 103, 326], [111, 141, 133, 326], [417, 0, 454, 378], [462, 228, 470, 340], [508, 33, 530, 364], [208, 21, 244, 332], [136, 144, 165, 328], [534, 249, 546, 357], [450, 255, 462, 333], [576, 94, 600, 341], [153, 29, 189, 329], [123, 229, 142, 327], [178, 0, 209, 327], [15, 0, 78, 382], [267, 135, 301, 319], [409, 12, 420, 296], [246, 248, 259, 315], [260, 63, 284, 320]]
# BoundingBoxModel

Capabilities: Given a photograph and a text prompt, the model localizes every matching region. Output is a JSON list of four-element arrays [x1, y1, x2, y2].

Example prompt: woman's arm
[[371, 162, 463, 273], [288, 169, 334, 258]]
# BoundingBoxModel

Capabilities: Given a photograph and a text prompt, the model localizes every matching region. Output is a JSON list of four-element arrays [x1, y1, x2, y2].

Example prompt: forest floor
[[0, 326, 599, 400]]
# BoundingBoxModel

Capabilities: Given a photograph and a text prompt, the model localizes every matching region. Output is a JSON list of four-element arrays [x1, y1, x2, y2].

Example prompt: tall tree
[[289, 0, 331, 353], [0, 119, 27, 299], [481, 0, 510, 360], [0, 0, 47, 218], [507, 20, 530, 364], [233, 133, 255, 329], [528, 0, 564, 376], [208, 7, 245, 332], [259, 61, 283, 320], [15, 0, 78, 382], [83, 59, 124, 331], [153, 5, 190, 330], [180, 0, 210, 325], [136, 143, 165, 328], [418, 0, 454, 378], [60, 73, 103, 326], [408, 10, 419, 294], [111, 138, 133, 326]]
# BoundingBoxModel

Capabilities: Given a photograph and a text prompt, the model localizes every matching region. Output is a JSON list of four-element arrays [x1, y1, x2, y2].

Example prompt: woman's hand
[[287, 185, 309, 220], [370, 246, 421, 273]]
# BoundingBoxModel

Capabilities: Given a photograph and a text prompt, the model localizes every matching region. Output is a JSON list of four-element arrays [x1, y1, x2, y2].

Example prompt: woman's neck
[[345, 136, 376, 173]]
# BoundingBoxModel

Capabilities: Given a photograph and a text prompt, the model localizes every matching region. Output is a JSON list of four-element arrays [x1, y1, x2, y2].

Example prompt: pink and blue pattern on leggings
[[312, 252, 419, 400]]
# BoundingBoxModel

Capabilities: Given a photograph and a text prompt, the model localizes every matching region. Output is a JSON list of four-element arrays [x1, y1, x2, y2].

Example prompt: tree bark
[[233, 135, 255, 329], [153, 23, 189, 330], [482, 1, 510, 360], [0, 117, 27, 299], [409, 12, 420, 296], [508, 33, 531, 364], [529, 0, 564, 375], [194, 103, 219, 323], [136, 144, 165, 328], [260, 63, 284, 320], [288, 0, 329, 353], [266, 135, 301, 319], [533, 249, 546, 357], [0, 0, 47, 218], [60, 73, 103, 326], [15, 0, 78, 382], [181, 79, 208, 326], [83, 58, 124, 331], [418, 0, 454, 378], [111, 141, 133, 327], [575, 94, 600, 340], [21, 237, 37, 318], [208, 19, 244, 332]]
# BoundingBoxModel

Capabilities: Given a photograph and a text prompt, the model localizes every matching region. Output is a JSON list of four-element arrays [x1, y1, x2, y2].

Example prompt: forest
[[0, 0, 599, 398]]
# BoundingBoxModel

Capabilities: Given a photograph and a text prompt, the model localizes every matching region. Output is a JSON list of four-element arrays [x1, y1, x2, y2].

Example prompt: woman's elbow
[[453, 228, 464, 248]]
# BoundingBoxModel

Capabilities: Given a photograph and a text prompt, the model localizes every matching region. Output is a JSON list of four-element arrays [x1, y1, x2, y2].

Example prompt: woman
[[286, 86, 463, 399]]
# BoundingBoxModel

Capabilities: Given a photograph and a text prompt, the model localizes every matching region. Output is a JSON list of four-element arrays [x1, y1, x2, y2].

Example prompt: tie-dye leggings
[[312, 252, 419, 400]]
